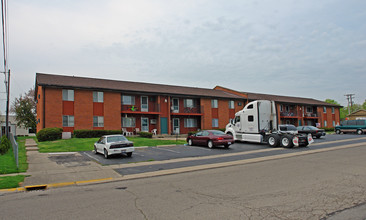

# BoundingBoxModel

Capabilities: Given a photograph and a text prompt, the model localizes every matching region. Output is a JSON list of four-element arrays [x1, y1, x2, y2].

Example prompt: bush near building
[[36, 127, 63, 142], [139, 132, 153, 138], [0, 135, 11, 155]]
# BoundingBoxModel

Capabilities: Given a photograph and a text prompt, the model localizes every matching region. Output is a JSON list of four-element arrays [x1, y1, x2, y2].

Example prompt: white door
[[141, 96, 148, 112], [141, 117, 149, 132], [173, 118, 180, 134], [172, 98, 179, 113]]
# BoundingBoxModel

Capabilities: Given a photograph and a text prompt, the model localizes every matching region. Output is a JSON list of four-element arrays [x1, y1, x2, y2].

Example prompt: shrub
[[320, 127, 335, 132], [36, 127, 63, 142], [139, 132, 153, 138], [0, 135, 11, 155], [74, 129, 122, 138]]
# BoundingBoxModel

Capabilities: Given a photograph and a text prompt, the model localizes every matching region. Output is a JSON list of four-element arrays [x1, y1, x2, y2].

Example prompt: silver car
[[94, 135, 134, 159]]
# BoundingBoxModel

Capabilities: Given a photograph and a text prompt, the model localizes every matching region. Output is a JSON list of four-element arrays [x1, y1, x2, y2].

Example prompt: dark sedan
[[297, 126, 326, 138], [187, 130, 234, 148]]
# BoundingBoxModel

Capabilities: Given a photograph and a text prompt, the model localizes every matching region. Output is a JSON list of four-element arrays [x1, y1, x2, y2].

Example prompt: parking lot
[[80, 134, 366, 167]]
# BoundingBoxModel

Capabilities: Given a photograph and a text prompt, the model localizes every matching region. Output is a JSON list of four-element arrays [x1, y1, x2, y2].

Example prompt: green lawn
[[0, 175, 26, 189], [38, 137, 186, 153], [0, 137, 28, 174]]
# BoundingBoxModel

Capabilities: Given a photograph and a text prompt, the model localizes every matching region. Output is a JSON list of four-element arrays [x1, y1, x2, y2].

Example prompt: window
[[306, 107, 313, 113], [184, 118, 197, 128], [184, 99, 195, 108], [212, 119, 219, 127], [324, 120, 327, 127], [93, 116, 104, 127], [248, 115, 254, 122], [285, 106, 289, 112], [211, 99, 218, 108], [229, 100, 234, 109], [238, 102, 242, 106], [62, 115, 74, 127], [323, 107, 326, 113], [280, 105, 283, 112], [62, 89, 74, 101], [247, 104, 253, 109], [234, 116, 240, 123], [332, 107, 335, 114], [122, 95, 135, 105], [93, 91, 103, 103], [333, 121, 336, 127], [122, 117, 136, 127]]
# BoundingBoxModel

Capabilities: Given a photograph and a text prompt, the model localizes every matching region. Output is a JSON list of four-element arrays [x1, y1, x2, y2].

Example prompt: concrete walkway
[[22, 139, 121, 187]]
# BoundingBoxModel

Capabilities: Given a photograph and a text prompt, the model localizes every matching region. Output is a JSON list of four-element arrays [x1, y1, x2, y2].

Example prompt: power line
[[344, 94, 355, 116]]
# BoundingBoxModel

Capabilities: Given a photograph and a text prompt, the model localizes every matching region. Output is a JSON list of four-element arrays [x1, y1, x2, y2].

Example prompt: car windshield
[[281, 125, 297, 131], [107, 136, 128, 143], [210, 130, 225, 135], [307, 126, 318, 130]]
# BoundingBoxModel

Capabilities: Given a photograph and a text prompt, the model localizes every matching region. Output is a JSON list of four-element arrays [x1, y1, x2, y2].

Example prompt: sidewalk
[[22, 139, 121, 187]]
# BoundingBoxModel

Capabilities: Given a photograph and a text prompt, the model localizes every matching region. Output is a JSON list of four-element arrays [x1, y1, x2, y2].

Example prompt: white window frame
[[332, 107, 335, 114], [212, 119, 219, 128], [184, 99, 195, 108], [306, 106, 313, 113], [333, 121, 335, 127], [141, 96, 149, 112], [172, 98, 179, 112], [323, 107, 326, 113], [93, 91, 103, 103], [62, 115, 74, 127], [122, 95, 135, 105], [184, 118, 197, 128], [93, 116, 104, 127], [62, 89, 74, 101], [229, 100, 234, 109], [211, 99, 218, 108], [324, 120, 327, 127], [122, 117, 136, 127]]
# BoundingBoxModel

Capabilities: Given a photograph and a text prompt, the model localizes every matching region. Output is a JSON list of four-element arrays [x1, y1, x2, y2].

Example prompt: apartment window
[[285, 106, 290, 112], [93, 116, 104, 127], [184, 99, 195, 108], [122, 95, 135, 105], [324, 120, 327, 127], [62, 89, 74, 101], [229, 100, 234, 109], [323, 107, 326, 113], [333, 121, 335, 127], [93, 91, 103, 103], [62, 115, 74, 127], [212, 119, 219, 128], [280, 105, 283, 112], [122, 117, 136, 127], [211, 99, 218, 108], [184, 118, 197, 128], [332, 107, 335, 114], [306, 107, 313, 113]]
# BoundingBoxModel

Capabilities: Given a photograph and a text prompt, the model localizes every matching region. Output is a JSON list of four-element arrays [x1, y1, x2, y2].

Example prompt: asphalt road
[[1, 138, 366, 220], [80, 134, 366, 176]]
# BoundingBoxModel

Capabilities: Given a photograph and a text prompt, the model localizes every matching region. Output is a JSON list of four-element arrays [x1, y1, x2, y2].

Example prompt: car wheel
[[207, 140, 213, 149], [335, 129, 341, 134], [94, 146, 98, 154], [281, 135, 294, 148], [126, 152, 132, 157], [224, 144, 230, 148], [104, 149, 109, 159], [357, 129, 363, 135], [188, 139, 193, 146], [268, 134, 279, 147]]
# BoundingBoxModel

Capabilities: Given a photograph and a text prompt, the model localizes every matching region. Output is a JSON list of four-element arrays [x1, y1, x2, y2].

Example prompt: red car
[[187, 130, 234, 148]]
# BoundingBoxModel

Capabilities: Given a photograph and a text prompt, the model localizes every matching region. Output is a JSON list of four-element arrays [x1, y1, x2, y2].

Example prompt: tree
[[325, 99, 340, 106], [11, 88, 36, 131]]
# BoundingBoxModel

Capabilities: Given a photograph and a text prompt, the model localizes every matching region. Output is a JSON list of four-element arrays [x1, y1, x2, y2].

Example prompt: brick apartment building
[[215, 86, 341, 128], [35, 73, 341, 135]]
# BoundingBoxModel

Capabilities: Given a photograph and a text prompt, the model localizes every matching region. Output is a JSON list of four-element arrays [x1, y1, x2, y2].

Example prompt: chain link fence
[[9, 133, 19, 168]]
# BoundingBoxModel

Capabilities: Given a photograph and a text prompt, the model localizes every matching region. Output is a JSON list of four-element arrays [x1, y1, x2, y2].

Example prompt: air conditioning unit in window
[[150, 119, 157, 124]]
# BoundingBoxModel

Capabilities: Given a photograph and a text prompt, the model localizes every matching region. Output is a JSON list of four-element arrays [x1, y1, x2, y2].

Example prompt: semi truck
[[225, 100, 313, 147]]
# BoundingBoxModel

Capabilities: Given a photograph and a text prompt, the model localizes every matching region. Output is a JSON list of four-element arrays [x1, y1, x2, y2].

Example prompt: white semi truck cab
[[225, 100, 313, 147]]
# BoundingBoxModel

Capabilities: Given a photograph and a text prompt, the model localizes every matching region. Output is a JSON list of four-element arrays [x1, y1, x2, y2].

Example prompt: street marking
[[186, 146, 212, 151], [48, 152, 77, 155], [153, 147, 181, 154], [83, 152, 102, 162]]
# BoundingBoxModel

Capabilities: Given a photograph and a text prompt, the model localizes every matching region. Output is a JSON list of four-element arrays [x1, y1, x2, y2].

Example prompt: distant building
[[347, 109, 366, 120], [0, 115, 34, 136]]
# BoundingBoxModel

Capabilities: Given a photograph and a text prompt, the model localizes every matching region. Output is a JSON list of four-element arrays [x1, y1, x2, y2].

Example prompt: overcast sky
[[1, 0, 366, 112]]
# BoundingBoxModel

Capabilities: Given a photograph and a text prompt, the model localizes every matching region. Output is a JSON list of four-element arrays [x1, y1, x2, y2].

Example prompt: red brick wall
[[218, 99, 230, 128], [74, 90, 93, 130], [201, 98, 212, 130], [104, 92, 121, 130], [44, 88, 62, 129], [93, 103, 104, 116]]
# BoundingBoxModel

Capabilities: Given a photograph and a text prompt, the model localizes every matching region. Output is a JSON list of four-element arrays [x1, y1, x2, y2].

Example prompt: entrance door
[[141, 117, 149, 132], [160, 117, 168, 134], [172, 118, 180, 134], [141, 96, 148, 112]]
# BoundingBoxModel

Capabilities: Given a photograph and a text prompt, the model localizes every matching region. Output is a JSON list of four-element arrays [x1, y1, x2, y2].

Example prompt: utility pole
[[5, 69, 10, 138], [344, 94, 355, 116]]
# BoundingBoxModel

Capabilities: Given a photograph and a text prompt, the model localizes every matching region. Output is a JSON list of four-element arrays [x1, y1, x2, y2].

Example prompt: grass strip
[[0, 175, 26, 189], [0, 137, 28, 174]]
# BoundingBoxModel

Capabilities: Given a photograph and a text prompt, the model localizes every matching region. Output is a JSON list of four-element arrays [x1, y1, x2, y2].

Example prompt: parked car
[[335, 120, 366, 135], [94, 135, 134, 159], [187, 130, 234, 148], [297, 126, 326, 138]]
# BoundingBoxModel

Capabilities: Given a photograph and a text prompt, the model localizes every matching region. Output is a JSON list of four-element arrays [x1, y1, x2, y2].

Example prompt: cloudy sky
[[1, 0, 366, 112]]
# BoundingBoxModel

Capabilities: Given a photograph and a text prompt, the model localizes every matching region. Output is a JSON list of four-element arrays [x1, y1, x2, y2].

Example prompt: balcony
[[121, 103, 160, 115], [303, 112, 318, 118], [171, 106, 203, 116], [280, 112, 299, 118]]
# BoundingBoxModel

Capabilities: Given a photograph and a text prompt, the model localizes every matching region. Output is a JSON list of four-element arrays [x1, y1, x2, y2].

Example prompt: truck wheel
[[357, 129, 363, 135], [335, 129, 341, 134], [268, 134, 279, 147], [281, 135, 294, 148]]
